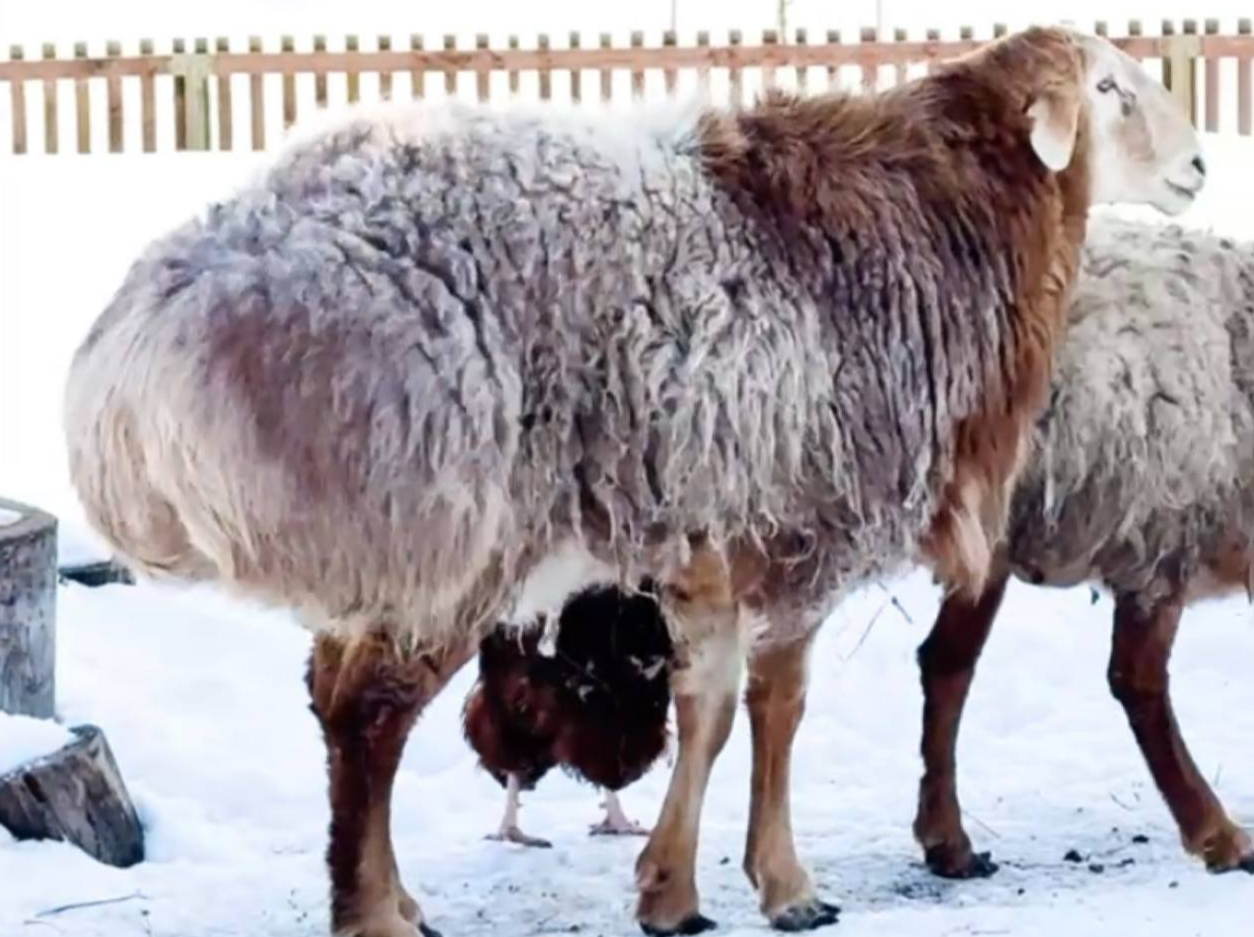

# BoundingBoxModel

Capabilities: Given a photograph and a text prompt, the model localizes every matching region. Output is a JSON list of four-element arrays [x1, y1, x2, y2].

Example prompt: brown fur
[[696, 27, 1092, 599]]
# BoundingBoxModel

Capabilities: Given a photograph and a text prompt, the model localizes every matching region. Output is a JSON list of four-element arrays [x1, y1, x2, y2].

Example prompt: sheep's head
[[1073, 32, 1205, 215], [1007, 28, 1205, 215]]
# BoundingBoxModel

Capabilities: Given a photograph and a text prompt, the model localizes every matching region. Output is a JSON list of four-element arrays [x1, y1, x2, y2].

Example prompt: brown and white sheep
[[62, 27, 1201, 937], [913, 216, 1254, 881]]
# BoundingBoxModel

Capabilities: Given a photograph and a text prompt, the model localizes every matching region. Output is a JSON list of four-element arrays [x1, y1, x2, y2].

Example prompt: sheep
[[62, 26, 1202, 937], [912, 216, 1254, 881], [462, 581, 672, 848]]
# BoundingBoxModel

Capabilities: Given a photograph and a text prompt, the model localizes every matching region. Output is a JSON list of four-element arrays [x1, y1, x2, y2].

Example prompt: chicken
[[462, 580, 674, 847]]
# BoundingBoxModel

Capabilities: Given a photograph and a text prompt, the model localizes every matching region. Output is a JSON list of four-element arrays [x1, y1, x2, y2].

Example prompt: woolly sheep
[[63, 27, 1201, 937], [913, 216, 1254, 881]]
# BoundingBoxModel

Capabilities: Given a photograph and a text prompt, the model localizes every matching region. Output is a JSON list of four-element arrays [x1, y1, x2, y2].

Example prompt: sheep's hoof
[[924, 846, 999, 879], [1211, 853, 1254, 875], [639, 913, 718, 936], [770, 898, 841, 932], [418, 925, 443, 937]]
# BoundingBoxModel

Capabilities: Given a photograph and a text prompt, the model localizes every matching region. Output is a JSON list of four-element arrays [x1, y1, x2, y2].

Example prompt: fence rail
[[2, 18, 1252, 156]]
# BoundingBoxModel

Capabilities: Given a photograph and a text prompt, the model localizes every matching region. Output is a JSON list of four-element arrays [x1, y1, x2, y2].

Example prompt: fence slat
[[663, 31, 678, 95], [598, 33, 611, 103], [1128, 19, 1144, 61], [860, 28, 877, 92], [378, 35, 392, 100], [1205, 19, 1220, 131], [346, 35, 360, 103], [313, 36, 328, 109], [729, 30, 743, 103], [248, 36, 265, 150], [923, 28, 940, 76], [893, 29, 908, 87], [9, 45, 26, 154], [74, 42, 90, 153], [410, 34, 425, 99], [187, 38, 211, 150], [538, 34, 552, 100], [793, 29, 807, 92], [172, 38, 186, 150], [216, 37, 233, 150], [443, 35, 457, 98], [140, 39, 156, 151], [509, 35, 521, 97], [761, 30, 778, 90], [569, 32, 582, 103], [41, 43, 57, 154], [826, 30, 841, 89], [475, 34, 490, 102], [630, 32, 645, 98], [106, 41, 123, 152], [1241, 19, 1252, 136], [281, 35, 296, 128]]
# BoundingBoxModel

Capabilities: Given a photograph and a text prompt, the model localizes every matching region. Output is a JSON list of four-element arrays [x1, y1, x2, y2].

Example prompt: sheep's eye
[[1097, 76, 1117, 94]]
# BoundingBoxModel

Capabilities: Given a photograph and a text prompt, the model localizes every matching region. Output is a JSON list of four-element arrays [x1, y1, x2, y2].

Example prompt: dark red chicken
[[462, 580, 674, 847]]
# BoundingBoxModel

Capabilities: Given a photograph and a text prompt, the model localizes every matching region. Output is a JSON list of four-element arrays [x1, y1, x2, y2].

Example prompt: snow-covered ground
[[1, 132, 1253, 935]]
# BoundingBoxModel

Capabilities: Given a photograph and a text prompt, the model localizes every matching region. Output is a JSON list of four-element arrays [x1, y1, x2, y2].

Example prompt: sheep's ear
[[1026, 87, 1080, 172]]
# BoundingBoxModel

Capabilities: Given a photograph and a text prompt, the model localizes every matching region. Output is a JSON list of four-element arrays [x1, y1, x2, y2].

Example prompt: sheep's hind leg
[[636, 548, 746, 936], [308, 630, 476, 937], [913, 563, 1009, 880], [1109, 590, 1254, 874], [743, 630, 839, 932]]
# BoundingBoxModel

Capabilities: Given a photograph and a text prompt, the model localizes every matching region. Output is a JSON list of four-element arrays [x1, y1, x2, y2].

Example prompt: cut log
[[0, 724, 145, 867], [0, 497, 57, 718]]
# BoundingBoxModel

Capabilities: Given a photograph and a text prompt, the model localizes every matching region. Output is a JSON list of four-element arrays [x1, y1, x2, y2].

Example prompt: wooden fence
[[1, 19, 1252, 156]]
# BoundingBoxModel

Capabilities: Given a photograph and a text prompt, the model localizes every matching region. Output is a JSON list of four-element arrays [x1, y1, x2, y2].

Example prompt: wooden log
[[0, 724, 144, 868], [0, 499, 56, 719]]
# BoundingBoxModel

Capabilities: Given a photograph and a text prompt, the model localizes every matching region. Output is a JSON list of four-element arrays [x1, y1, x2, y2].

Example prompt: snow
[[0, 713, 74, 776], [1, 124, 1253, 936], [0, 506, 23, 526]]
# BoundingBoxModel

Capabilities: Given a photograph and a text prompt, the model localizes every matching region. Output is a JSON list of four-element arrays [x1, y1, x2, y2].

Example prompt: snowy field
[[2, 133, 1254, 937]]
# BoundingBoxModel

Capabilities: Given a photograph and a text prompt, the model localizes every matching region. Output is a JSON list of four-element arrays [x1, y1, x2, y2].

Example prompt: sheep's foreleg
[[308, 630, 475, 937], [590, 789, 649, 836], [913, 562, 1010, 880], [486, 773, 553, 848], [636, 547, 745, 936], [1109, 590, 1254, 874], [743, 629, 839, 931]]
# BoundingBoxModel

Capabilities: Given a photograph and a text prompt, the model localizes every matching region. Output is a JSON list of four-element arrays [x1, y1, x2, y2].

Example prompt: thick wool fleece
[[1008, 217, 1254, 604]]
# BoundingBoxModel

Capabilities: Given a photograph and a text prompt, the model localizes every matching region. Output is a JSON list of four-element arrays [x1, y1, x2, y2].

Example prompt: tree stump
[[0, 724, 145, 867], [0, 497, 57, 718]]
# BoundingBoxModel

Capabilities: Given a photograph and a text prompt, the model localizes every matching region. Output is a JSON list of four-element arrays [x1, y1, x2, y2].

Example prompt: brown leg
[[913, 565, 1009, 879], [743, 630, 838, 932], [308, 630, 475, 937], [1109, 590, 1254, 873], [636, 549, 745, 936]]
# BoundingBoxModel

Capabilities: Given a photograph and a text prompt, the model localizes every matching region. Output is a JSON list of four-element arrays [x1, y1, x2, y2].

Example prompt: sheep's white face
[[1078, 35, 1205, 215]]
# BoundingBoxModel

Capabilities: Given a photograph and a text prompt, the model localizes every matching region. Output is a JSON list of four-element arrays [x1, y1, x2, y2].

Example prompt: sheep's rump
[[1008, 217, 1254, 598], [65, 99, 1022, 642]]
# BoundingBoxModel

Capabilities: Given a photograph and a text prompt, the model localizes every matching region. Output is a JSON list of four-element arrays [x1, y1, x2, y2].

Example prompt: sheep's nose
[[1192, 154, 1207, 176]]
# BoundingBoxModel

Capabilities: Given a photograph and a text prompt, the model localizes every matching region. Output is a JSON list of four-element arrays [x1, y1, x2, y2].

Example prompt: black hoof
[[771, 899, 841, 932], [1231, 854, 1254, 874], [925, 847, 999, 880], [640, 913, 718, 936], [419, 925, 443, 937]]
